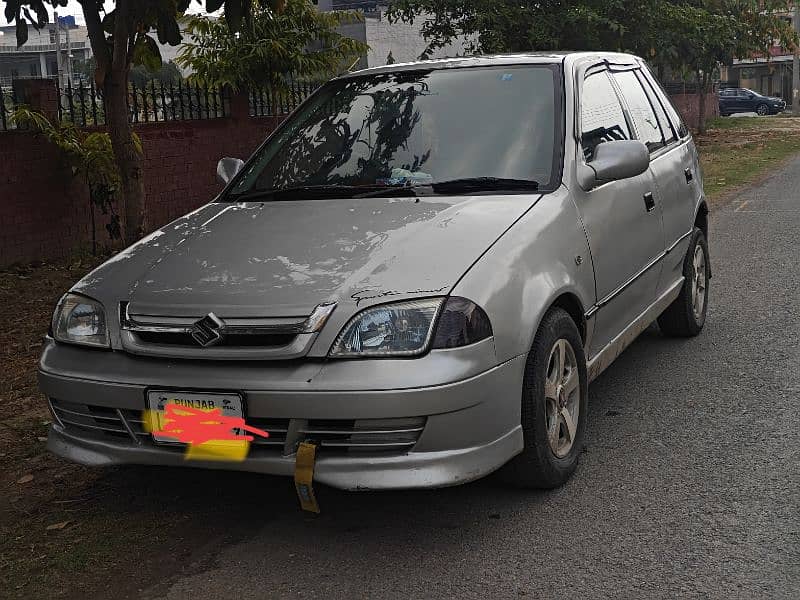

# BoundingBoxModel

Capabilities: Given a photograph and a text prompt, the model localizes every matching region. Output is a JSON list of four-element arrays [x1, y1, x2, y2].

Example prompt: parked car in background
[[40, 52, 710, 492], [719, 87, 786, 116]]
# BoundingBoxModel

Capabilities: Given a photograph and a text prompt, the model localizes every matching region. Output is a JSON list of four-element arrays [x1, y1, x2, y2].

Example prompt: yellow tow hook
[[294, 441, 320, 513]]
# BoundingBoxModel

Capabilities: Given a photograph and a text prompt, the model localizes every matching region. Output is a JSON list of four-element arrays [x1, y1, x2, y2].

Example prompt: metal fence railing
[[662, 81, 719, 95], [1, 74, 325, 131], [59, 79, 231, 127], [0, 85, 20, 131], [249, 77, 324, 117]]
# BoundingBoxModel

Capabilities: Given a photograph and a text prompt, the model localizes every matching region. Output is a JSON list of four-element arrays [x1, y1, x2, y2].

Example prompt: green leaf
[[4, 1, 19, 24], [30, 1, 49, 27], [133, 35, 163, 71], [156, 13, 182, 45], [224, 0, 244, 32], [16, 18, 28, 47]]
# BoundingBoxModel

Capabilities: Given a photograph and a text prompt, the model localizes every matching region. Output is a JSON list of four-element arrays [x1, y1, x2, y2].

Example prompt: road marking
[[731, 209, 800, 213]]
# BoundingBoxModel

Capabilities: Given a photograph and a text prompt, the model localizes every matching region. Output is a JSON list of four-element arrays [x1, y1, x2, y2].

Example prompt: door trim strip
[[587, 277, 684, 382], [584, 228, 692, 319]]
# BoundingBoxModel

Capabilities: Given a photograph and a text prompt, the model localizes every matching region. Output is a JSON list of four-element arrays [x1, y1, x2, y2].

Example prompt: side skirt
[[586, 278, 684, 383]]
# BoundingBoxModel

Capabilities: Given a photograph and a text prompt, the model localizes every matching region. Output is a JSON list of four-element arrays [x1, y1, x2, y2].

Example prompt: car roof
[[340, 51, 642, 79]]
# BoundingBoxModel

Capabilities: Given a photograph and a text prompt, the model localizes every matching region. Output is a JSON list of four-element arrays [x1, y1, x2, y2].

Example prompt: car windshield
[[226, 65, 560, 200]]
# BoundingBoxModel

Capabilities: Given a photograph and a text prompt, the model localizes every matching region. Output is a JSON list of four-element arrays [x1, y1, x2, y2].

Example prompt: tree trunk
[[697, 71, 707, 134], [80, 0, 145, 245], [104, 68, 145, 243]]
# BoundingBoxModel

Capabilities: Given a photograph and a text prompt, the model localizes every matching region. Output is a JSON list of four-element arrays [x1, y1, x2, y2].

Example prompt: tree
[[642, 0, 796, 132], [11, 106, 142, 253], [176, 0, 368, 92], [3, 0, 285, 244], [130, 60, 184, 88], [387, 0, 796, 132], [387, 0, 628, 57]]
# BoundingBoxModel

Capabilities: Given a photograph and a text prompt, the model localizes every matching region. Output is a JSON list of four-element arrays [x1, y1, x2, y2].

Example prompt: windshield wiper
[[429, 177, 539, 193], [229, 177, 540, 202], [227, 184, 388, 202], [355, 177, 540, 198]]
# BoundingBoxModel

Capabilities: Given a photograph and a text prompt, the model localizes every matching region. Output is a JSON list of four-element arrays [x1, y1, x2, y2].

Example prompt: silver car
[[39, 52, 709, 491]]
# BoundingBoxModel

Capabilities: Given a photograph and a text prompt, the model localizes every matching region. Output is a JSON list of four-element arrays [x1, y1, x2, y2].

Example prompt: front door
[[573, 67, 666, 358]]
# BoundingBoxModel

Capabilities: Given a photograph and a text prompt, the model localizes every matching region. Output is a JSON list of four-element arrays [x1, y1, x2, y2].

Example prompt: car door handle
[[685, 168, 693, 183], [643, 192, 656, 212]]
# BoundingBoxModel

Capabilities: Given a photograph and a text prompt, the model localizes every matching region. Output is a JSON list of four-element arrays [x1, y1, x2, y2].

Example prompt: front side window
[[228, 65, 560, 199], [638, 66, 688, 139], [636, 70, 676, 145], [580, 70, 630, 161], [612, 70, 664, 153]]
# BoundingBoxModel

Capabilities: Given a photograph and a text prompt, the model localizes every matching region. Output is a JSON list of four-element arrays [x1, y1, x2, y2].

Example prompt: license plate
[[147, 390, 243, 443]]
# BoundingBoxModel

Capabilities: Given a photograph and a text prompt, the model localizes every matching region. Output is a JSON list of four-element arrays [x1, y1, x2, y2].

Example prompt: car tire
[[499, 307, 588, 489], [756, 103, 769, 116], [657, 227, 710, 337]]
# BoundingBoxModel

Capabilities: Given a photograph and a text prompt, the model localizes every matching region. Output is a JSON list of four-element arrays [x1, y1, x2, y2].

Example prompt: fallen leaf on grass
[[45, 521, 71, 531], [17, 474, 34, 484]]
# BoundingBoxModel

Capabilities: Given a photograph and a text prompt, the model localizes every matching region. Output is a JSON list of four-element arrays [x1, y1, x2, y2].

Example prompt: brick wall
[[0, 79, 284, 266], [669, 91, 720, 130], [0, 79, 717, 267]]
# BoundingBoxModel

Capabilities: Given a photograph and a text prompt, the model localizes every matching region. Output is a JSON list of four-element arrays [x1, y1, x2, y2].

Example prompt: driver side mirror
[[217, 157, 244, 185], [578, 140, 650, 191]]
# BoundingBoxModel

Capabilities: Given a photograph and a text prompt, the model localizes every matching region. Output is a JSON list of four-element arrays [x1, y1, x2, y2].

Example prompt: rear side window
[[580, 70, 630, 161], [612, 70, 664, 153], [635, 70, 677, 146], [638, 67, 688, 138]]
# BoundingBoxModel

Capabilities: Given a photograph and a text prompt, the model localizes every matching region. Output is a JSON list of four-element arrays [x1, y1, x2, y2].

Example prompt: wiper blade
[[356, 177, 540, 199], [227, 184, 385, 202], [428, 177, 539, 192]]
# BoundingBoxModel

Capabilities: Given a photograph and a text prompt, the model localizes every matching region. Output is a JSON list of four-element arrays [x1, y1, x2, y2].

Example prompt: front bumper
[[38, 338, 526, 490]]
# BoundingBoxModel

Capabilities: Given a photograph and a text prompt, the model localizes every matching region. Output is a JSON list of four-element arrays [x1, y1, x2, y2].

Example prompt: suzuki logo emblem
[[190, 313, 225, 347]]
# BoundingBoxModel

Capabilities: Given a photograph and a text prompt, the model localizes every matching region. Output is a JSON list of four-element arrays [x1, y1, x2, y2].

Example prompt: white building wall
[[364, 10, 472, 67]]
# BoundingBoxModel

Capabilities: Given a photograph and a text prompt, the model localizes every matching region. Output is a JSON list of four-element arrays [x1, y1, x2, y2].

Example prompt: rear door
[[638, 66, 701, 292], [572, 65, 665, 358], [611, 66, 691, 298]]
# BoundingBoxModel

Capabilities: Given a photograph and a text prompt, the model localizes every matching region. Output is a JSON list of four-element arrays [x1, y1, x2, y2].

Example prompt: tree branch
[[78, 0, 110, 87], [112, 0, 133, 75]]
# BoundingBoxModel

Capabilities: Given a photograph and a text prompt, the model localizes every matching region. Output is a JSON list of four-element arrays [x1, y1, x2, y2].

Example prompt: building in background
[[721, 12, 794, 99], [320, 1, 472, 68], [0, 16, 91, 87]]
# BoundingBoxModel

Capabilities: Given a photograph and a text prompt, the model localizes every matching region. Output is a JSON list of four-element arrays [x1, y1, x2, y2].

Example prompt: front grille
[[49, 399, 140, 442], [134, 331, 297, 348], [299, 418, 426, 454], [117, 302, 335, 360], [50, 400, 425, 457]]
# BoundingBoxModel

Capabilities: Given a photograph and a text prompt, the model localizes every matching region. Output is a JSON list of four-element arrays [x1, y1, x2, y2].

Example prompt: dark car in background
[[719, 87, 786, 116]]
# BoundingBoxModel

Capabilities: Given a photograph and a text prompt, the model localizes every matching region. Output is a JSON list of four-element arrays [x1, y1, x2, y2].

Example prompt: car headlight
[[52, 293, 110, 348], [329, 297, 492, 358]]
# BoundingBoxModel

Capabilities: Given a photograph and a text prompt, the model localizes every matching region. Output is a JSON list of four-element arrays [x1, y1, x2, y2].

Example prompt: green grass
[[697, 116, 800, 201]]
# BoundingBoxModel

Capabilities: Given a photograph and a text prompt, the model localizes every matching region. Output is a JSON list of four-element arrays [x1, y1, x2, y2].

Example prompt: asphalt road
[[145, 160, 800, 600]]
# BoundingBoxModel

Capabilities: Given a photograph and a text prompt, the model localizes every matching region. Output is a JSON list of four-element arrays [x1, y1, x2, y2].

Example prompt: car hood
[[73, 195, 541, 319]]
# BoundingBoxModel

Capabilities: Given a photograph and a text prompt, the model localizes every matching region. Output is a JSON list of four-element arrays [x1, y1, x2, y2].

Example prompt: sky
[[1, 1, 211, 27]]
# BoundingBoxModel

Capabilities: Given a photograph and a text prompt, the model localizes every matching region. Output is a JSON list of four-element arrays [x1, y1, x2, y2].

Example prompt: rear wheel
[[499, 308, 588, 489], [658, 227, 709, 337]]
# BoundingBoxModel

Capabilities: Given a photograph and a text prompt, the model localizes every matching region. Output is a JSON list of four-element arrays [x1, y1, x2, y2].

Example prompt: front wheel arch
[[550, 292, 587, 345]]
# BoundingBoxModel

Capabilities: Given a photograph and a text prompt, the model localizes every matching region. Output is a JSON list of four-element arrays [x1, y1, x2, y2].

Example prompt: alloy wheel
[[543, 338, 580, 458], [691, 242, 707, 320], [757, 104, 769, 116]]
